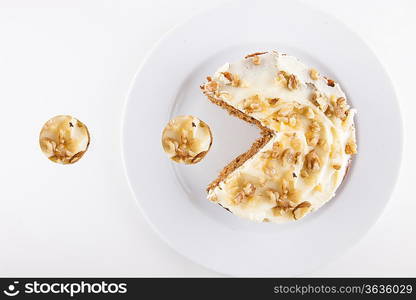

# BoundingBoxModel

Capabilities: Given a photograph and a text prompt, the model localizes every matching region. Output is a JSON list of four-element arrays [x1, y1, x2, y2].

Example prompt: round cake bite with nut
[[201, 51, 357, 223], [39, 115, 90, 164], [162, 115, 212, 164]]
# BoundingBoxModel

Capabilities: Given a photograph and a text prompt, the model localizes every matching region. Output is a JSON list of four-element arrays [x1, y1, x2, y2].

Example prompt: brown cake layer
[[203, 93, 273, 192]]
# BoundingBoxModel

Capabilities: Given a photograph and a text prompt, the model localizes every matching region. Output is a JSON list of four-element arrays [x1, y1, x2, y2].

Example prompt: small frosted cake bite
[[162, 115, 212, 164], [39, 115, 90, 164]]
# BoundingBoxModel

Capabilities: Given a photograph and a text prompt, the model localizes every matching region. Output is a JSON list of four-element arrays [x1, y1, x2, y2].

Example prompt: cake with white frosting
[[162, 115, 212, 164], [39, 115, 90, 165], [201, 51, 357, 222]]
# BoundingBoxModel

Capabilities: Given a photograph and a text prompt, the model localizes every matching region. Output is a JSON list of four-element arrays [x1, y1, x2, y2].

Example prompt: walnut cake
[[201, 51, 357, 222]]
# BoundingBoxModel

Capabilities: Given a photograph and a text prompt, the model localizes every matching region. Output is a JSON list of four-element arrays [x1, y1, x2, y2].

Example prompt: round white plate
[[122, 0, 402, 276]]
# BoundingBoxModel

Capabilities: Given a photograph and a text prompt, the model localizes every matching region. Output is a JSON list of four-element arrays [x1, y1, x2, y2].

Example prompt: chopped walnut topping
[[272, 141, 282, 152], [41, 139, 56, 155], [248, 103, 261, 112], [204, 80, 219, 93], [306, 120, 320, 147], [277, 199, 295, 209], [280, 179, 290, 199], [289, 116, 297, 127], [277, 103, 294, 117], [304, 150, 321, 172], [252, 55, 261, 65], [234, 183, 256, 204], [309, 68, 319, 80], [306, 134, 319, 147], [234, 191, 246, 204], [276, 71, 299, 90], [287, 74, 299, 90], [221, 72, 240, 87], [242, 95, 264, 113], [243, 183, 256, 197], [293, 201, 311, 220], [327, 78, 335, 87], [294, 152, 302, 164], [231, 74, 241, 87], [300, 169, 309, 178], [272, 207, 283, 217], [311, 91, 329, 112], [310, 120, 320, 133], [303, 106, 315, 119], [277, 117, 289, 124], [271, 188, 296, 216], [222, 71, 232, 82], [209, 194, 218, 202], [310, 91, 319, 104], [244, 51, 267, 58], [267, 98, 280, 106], [333, 97, 349, 120], [345, 140, 357, 155], [259, 178, 267, 187], [263, 151, 277, 160], [243, 52, 265, 64], [265, 190, 280, 203], [263, 141, 281, 159], [324, 105, 333, 117], [281, 148, 294, 165], [291, 138, 302, 152], [163, 138, 179, 155], [318, 138, 329, 151], [264, 166, 277, 177], [276, 71, 288, 86]]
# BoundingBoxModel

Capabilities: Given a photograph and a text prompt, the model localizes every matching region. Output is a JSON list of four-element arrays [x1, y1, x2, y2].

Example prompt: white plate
[[122, 0, 402, 276]]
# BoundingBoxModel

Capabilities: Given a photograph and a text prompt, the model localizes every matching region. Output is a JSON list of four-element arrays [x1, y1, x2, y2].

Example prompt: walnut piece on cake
[[162, 115, 212, 164], [292, 201, 312, 220]]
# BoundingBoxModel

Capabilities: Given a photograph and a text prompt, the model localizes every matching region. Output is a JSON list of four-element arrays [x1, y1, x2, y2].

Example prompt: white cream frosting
[[203, 51, 357, 222]]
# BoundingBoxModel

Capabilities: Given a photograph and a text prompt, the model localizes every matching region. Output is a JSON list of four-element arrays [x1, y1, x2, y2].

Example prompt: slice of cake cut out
[[201, 51, 357, 223]]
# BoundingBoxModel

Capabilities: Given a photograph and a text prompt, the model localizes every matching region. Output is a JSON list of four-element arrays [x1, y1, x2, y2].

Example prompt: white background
[[0, 0, 414, 277]]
